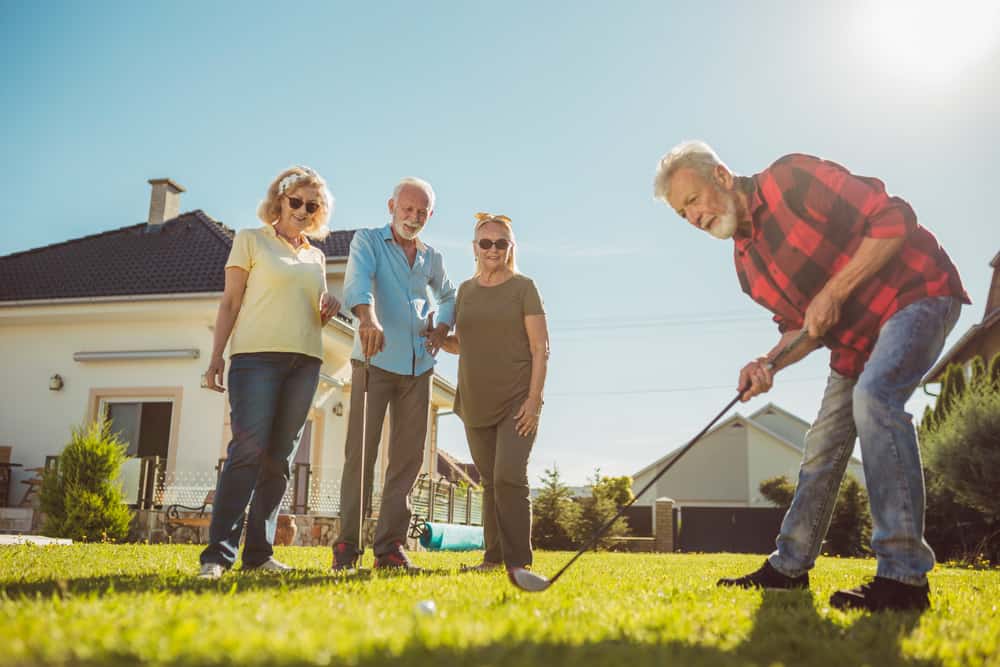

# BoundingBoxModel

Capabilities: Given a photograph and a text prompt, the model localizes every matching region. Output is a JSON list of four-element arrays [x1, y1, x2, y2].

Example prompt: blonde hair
[[257, 166, 334, 239], [473, 212, 518, 277]]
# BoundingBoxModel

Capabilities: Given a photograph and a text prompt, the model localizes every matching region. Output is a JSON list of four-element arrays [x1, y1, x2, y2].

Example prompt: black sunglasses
[[477, 238, 512, 251], [286, 196, 321, 214]]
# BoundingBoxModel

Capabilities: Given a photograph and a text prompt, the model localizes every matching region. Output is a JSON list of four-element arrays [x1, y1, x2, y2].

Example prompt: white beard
[[393, 219, 422, 240], [707, 198, 739, 239]]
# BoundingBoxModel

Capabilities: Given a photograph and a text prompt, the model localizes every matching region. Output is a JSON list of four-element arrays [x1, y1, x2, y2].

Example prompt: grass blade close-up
[[1, 544, 998, 667]]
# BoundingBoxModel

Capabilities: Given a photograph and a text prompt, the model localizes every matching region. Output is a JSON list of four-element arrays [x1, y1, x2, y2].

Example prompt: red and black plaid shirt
[[734, 154, 969, 377]]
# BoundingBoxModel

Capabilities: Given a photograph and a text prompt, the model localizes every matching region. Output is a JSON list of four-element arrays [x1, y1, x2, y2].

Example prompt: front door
[[103, 400, 173, 507]]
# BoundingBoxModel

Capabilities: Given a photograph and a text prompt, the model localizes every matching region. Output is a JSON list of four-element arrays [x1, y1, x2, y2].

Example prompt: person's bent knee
[[852, 378, 898, 424]]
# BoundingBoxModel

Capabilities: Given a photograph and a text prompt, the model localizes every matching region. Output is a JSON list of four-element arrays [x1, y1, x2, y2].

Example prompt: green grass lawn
[[1, 545, 998, 666]]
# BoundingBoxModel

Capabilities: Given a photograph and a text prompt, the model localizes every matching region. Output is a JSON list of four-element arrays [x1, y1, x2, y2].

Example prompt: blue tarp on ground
[[417, 522, 484, 551]]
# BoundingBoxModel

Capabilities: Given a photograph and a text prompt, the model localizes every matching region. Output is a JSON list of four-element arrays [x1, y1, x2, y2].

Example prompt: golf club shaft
[[546, 329, 811, 585], [358, 358, 369, 557]]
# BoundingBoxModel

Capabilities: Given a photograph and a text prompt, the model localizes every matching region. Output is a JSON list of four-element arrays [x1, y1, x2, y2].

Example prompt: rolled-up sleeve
[[343, 230, 376, 312], [429, 251, 457, 327]]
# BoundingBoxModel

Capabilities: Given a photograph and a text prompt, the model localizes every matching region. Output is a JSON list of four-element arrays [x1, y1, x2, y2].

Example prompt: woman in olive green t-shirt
[[440, 213, 549, 572]]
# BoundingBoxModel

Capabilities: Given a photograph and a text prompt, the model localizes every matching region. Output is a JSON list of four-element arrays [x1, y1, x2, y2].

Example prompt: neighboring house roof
[[436, 449, 480, 486], [924, 308, 1000, 382], [749, 402, 812, 430], [631, 408, 861, 482], [0, 211, 355, 303]]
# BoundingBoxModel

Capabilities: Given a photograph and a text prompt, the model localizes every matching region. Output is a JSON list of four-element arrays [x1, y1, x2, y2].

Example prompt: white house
[[0, 179, 456, 515], [632, 403, 866, 510]]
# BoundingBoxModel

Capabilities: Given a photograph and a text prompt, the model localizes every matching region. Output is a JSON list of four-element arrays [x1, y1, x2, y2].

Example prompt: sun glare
[[859, 1, 1000, 80]]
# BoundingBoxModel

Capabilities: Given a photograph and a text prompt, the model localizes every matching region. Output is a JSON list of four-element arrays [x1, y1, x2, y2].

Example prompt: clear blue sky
[[3, 1, 998, 485]]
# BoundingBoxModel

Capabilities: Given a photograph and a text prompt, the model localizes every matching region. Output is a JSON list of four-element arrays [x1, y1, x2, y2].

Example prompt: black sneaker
[[717, 560, 809, 590], [830, 577, 930, 612], [374, 541, 422, 572], [331, 542, 359, 571]]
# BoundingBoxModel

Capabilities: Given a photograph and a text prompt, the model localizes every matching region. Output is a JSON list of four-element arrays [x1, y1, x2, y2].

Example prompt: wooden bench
[[165, 490, 214, 543]]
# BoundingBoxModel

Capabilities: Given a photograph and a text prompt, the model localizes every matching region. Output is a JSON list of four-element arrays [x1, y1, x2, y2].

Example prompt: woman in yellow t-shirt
[[441, 213, 549, 574], [196, 166, 340, 579]]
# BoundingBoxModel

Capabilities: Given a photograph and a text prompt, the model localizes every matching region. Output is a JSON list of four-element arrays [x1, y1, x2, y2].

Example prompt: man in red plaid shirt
[[654, 141, 969, 612]]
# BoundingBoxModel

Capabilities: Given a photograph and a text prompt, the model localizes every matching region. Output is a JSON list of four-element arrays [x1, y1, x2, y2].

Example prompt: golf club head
[[507, 567, 551, 593]]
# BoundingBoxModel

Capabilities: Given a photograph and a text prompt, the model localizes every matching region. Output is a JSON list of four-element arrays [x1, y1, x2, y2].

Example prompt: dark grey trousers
[[335, 360, 431, 556], [464, 412, 535, 568]]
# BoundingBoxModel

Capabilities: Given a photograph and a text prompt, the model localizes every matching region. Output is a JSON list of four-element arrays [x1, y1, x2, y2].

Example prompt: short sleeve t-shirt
[[453, 274, 545, 427], [226, 226, 327, 360]]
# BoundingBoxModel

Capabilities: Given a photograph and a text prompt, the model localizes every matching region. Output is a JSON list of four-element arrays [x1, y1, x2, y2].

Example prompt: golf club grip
[[548, 329, 812, 584]]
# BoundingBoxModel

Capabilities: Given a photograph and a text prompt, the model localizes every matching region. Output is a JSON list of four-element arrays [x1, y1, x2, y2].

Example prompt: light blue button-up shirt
[[343, 225, 456, 376]]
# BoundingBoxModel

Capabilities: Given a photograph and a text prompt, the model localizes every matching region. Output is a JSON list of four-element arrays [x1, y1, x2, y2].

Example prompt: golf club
[[509, 329, 813, 593], [357, 357, 370, 568]]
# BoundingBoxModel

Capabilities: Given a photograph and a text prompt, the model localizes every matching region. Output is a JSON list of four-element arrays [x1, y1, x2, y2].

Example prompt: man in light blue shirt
[[333, 177, 456, 571]]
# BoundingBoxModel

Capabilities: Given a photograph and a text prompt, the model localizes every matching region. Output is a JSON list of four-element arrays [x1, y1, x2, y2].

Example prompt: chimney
[[147, 178, 185, 225]]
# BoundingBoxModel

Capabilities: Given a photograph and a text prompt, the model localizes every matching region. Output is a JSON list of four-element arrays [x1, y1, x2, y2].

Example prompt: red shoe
[[374, 541, 422, 571], [331, 542, 359, 571]]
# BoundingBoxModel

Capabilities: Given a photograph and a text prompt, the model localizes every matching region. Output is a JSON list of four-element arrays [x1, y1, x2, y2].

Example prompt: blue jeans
[[769, 296, 962, 585], [200, 352, 320, 569]]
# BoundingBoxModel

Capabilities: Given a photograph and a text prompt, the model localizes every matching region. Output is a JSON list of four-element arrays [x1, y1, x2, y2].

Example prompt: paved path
[[0, 534, 72, 545]]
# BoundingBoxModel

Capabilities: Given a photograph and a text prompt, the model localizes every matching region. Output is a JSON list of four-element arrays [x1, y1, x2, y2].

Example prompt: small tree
[[592, 474, 634, 508], [824, 476, 872, 557], [988, 351, 1000, 389], [758, 473, 872, 556], [531, 465, 580, 550], [759, 475, 795, 507], [571, 469, 631, 549], [40, 421, 134, 542], [919, 357, 1000, 564]]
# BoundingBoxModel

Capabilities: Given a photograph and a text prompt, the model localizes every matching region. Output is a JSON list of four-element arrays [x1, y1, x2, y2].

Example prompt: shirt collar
[[267, 222, 312, 249], [380, 223, 427, 252], [733, 175, 763, 248]]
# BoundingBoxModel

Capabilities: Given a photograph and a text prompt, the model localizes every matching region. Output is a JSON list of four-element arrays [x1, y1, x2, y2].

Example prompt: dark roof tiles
[[0, 211, 355, 302]]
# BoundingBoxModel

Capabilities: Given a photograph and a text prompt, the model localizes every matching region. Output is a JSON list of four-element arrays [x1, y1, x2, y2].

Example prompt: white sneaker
[[198, 562, 225, 580], [244, 557, 292, 573]]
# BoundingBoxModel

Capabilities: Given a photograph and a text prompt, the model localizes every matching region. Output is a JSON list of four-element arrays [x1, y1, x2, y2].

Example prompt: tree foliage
[[921, 364, 1000, 519], [531, 465, 581, 550], [758, 473, 871, 556], [570, 470, 631, 549], [918, 355, 1000, 563]]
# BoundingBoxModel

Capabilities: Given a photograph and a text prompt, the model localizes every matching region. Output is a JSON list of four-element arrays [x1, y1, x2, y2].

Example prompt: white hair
[[392, 177, 436, 212], [653, 140, 730, 203]]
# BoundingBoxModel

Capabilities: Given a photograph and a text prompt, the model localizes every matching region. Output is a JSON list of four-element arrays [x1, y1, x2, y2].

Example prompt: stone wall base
[[129, 511, 419, 551]]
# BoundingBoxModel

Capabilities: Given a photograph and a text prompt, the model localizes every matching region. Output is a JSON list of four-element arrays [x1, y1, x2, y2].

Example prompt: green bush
[[531, 466, 581, 550], [921, 373, 1000, 519], [40, 421, 134, 542], [824, 476, 872, 557], [758, 476, 795, 508], [988, 351, 1000, 388], [924, 466, 999, 563], [918, 357, 1000, 564], [758, 473, 871, 557]]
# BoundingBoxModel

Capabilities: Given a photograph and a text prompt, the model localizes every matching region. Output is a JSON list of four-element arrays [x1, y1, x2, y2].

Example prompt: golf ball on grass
[[414, 600, 437, 616]]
